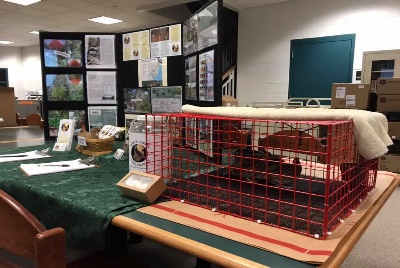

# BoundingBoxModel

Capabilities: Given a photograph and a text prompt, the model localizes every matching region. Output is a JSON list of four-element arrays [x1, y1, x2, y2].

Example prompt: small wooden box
[[116, 170, 167, 203], [77, 137, 115, 156]]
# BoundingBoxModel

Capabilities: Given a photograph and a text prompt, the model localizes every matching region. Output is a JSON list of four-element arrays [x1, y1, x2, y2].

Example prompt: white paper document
[[19, 159, 96, 176], [87, 71, 117, 104], [0, 150, 51, 163]]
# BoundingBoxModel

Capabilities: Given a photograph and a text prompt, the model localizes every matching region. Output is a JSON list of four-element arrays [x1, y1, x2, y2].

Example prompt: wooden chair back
[[0, 190, 66, 268]]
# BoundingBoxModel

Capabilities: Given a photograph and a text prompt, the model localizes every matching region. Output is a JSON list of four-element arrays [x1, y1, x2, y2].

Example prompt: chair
[[0, 189, 66, 268]]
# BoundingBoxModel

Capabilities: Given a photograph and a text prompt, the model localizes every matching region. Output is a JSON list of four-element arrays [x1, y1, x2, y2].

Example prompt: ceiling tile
[[1, 12, 38, 22], [61, 24, 90, 31], [0, 1, 24, 11], [16, 7, 53, 17], [63, 9, 98, 19], [46, 14, 79, 23], [30, 18, 65, 27], [106, 11, 145, 23], [0, 27, 31, 35], [45, 0, 93, 9], [0, 17, 25, 25], [0, 22, 13, 29], [17, 22, 50, 31], [86, 0, 109, 3], [43, 27, 72, 32], [99, 0, 148, 10], [61, 20, 100, 31], [0, 9, 10, 15], [79, 4, 119, 15], [33, 2, 73, 13]]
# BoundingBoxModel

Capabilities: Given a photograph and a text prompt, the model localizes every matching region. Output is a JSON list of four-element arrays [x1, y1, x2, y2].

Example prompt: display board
[[40, 31, 117, 139], [182, 0, 223, 107], [40, 0, 234, 140]]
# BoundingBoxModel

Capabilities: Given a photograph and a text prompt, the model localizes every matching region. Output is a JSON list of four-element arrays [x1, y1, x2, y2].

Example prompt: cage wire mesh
[[145, 113, 378, 239]]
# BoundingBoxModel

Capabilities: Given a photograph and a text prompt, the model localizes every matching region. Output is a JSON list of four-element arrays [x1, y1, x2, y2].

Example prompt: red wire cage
[[144, 113, 378, 240]]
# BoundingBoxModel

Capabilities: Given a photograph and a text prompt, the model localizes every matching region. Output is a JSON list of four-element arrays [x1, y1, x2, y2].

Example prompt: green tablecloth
[[0, 143, 146, 245]]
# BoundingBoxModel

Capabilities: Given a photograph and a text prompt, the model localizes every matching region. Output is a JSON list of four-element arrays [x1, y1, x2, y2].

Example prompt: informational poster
[[197, 1, 218, 51], [87, 106, 117, 131], [199, 50, 214, 102], [150, 24, 182, 58], [124, 87, 151, 114], [151, 86, 182, 113], [123, 30, 150, 61], [138, 58, 168, 87], [85, 35, 116, 69], [185, 56, 197, 101], [183, 14, 198, 56], [43, 39, 82, 68], [46, 74, 84, 101], [86, 71, 117, 104]]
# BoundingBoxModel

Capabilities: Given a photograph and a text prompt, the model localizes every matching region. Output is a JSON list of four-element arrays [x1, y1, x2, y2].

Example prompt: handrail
[[284, 98, 331, 108], [222, 65, 236, 81], [253, 98, 331, 109]]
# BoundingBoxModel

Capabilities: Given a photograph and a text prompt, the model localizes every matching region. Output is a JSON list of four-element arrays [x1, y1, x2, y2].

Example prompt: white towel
[[181, 105, 393, 160]]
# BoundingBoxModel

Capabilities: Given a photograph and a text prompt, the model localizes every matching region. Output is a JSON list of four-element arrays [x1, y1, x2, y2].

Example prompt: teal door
[[288, 34, 355, 100]]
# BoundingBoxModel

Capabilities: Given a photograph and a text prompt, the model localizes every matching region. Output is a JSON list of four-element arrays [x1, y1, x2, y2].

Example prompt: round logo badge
[[131, 143, 147, 163]]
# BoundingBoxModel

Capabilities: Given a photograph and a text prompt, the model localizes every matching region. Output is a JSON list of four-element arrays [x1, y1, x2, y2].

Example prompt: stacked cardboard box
[[376, 78, 400, 112], [331, 83, 370, 110], [376, 78, 400, 173]]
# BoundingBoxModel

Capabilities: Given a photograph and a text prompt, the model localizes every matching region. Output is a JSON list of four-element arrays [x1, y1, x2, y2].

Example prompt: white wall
[[21, 45, 42, 98], [237, 0, 400, 107], [0, 45, 41, 100], [0, 47, 23, 99]]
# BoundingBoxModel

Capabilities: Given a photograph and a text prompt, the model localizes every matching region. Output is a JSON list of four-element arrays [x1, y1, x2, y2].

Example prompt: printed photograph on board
[[124, 87, 151, 114], [44, 39, 82, 68], [46, 74, 84, 101]]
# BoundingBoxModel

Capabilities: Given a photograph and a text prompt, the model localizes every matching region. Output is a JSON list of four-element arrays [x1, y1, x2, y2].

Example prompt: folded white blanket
[[182, 105, 393, 160]]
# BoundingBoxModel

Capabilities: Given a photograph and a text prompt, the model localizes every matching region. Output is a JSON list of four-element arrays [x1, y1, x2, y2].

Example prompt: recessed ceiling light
[[88, 16, 123, 25], [0, 41, 15, 44], [29, 31, 40, 34], [4, 0, 41, 6]]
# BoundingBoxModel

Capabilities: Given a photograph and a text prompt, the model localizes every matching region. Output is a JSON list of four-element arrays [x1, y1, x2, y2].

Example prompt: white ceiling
[[0, 0, 290, 47]]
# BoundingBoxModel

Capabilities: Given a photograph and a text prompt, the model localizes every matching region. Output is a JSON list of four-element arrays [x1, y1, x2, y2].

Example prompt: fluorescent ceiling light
[[88, 16, 123, 25], [0, 41, 15, 44], [29, 31, 40, 34], [4, 0, 41, 6]]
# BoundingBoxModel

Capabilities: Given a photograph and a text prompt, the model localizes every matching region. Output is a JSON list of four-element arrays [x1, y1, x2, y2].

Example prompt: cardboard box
[[378, 154, 400, 173], [388, 122, 400, 140], [331, 83, 370, 109], [116, 170, 167, 203], [376, 95, 400, 112], [377, 78, 400, 94], [0, 87, 17, 127], [222, 95, 238, 107]]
